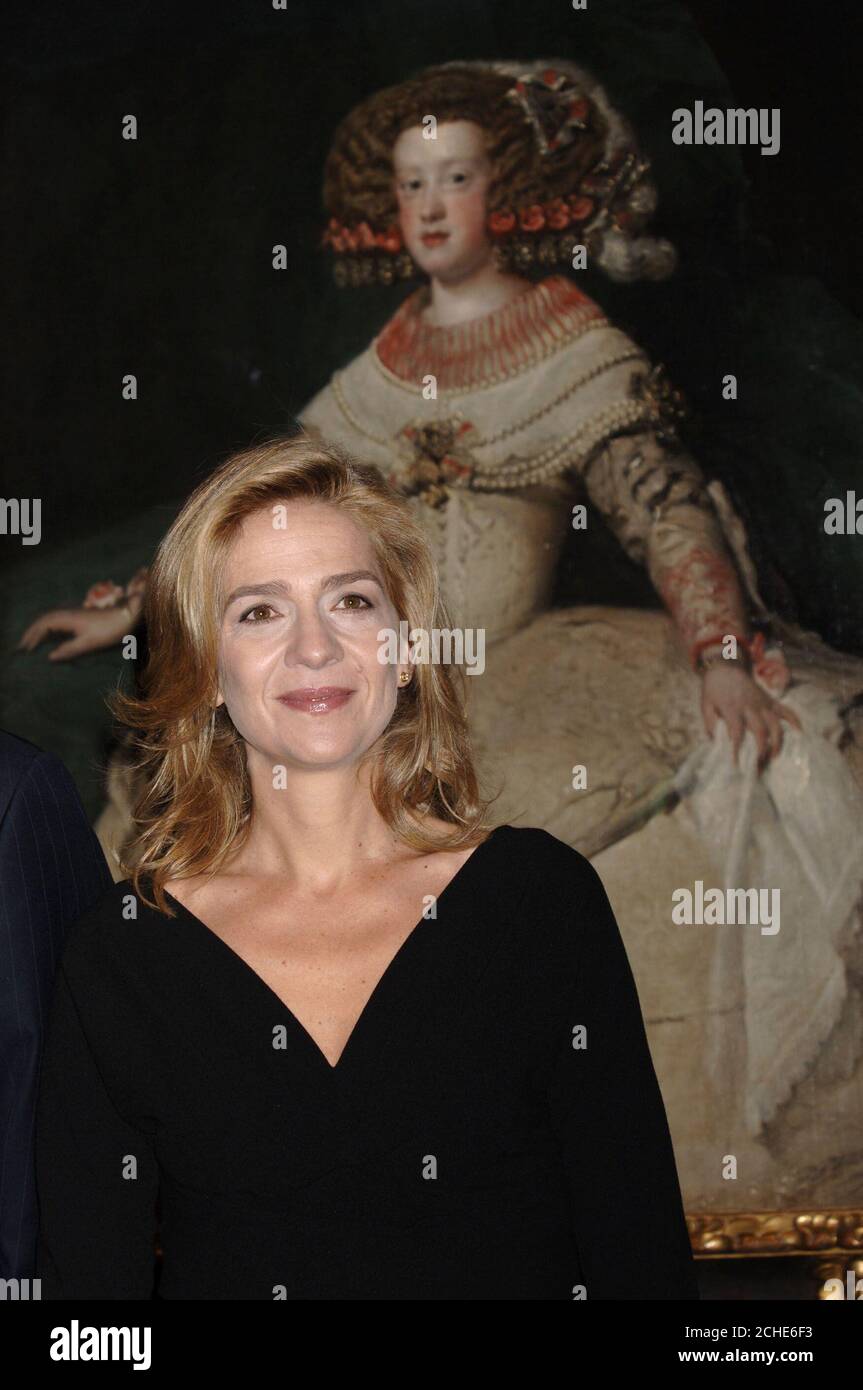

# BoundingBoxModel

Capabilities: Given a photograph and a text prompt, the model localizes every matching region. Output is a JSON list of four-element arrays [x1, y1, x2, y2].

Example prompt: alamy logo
[[377, 620, 485, 675], [672, 101, 780, 156], [0, 497, 41, 545], [0, 1277, 41, 1300], [824, 492, 863, 534], [49, 1321, 151, 1370], [821, 1270, 863, 1300], [672, 881, 780, 935]]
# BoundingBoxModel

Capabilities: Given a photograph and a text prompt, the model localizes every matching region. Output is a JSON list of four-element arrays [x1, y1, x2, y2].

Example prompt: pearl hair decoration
[[442, 57, 677, 284]]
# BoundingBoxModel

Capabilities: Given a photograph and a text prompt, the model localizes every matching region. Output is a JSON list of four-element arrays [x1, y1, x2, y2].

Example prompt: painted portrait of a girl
[[298, 59, 863, 1214]]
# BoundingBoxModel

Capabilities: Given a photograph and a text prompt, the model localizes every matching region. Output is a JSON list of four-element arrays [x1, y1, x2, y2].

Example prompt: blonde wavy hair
[[110, 433, 497, 915]]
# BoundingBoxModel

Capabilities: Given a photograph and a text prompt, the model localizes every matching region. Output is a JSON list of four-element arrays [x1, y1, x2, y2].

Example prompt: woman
[[34, 434, 698, 1300]]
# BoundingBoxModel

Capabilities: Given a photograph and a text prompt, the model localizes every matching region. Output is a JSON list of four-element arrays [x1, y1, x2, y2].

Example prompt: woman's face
[[393, 119, 494, 282], [215, 501, 409, 778]]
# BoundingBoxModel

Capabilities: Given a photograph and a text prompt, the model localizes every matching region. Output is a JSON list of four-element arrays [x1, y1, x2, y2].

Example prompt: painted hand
[[700, 662, 802, 772], [16, 604, 134, 661]]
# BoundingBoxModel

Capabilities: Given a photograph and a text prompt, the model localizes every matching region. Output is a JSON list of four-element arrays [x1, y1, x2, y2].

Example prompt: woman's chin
[[411, 247, 469, 281], [419, 254, 498, 287]]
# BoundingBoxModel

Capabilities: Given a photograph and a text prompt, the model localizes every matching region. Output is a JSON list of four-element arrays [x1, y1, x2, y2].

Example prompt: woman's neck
[[423, 264, 531, 328]]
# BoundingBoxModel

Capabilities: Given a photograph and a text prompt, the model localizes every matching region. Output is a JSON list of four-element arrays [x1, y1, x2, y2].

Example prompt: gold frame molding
[[687, 1207, 863, 1257]]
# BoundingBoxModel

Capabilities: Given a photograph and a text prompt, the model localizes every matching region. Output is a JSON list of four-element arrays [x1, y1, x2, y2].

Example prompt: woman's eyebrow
[[223, 571, 383, 611], [395, 156, 480, 173]]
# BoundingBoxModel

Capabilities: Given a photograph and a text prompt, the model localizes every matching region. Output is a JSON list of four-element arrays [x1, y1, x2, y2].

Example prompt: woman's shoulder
[[480, 827, 620, 1007], [490, 823, 606, 903], [496, 823, 617, 947], [55, 875, 176, 980], [496, 820, 592, 862]]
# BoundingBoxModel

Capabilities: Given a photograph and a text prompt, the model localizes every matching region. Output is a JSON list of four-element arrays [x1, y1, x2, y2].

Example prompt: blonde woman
[[35, 434, 697, 1300]]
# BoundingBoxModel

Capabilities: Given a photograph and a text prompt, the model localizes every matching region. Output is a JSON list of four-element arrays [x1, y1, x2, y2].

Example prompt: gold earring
[[399, 671, 411, 685]]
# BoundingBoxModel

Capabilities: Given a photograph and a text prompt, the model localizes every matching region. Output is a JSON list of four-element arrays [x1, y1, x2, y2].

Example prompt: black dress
[[34, 823, 699, 1300]]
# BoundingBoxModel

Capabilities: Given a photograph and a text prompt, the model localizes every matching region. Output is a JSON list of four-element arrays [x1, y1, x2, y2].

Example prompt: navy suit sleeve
[[0, 747, 111, 1279], [543, 856, 699, 1300]]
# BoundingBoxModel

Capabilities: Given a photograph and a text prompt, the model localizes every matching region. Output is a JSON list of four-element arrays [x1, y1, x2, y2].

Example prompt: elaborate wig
[[322, 59, 676, 287], [110, 434, 495, 914]]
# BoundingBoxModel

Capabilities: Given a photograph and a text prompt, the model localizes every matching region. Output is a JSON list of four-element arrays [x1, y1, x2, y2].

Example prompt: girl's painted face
[[392, 120, 494, 282]]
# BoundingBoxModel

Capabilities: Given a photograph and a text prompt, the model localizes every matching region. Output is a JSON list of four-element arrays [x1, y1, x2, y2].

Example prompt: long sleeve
[[543, 858, 699, 1299], [579, 424, 752, 666], [34, 963, 159, 1298], [0, 741, 112, 1280]]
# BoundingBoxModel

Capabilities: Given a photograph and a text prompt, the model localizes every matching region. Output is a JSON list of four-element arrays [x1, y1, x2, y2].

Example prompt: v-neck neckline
[[160, 824, 507, 1078]]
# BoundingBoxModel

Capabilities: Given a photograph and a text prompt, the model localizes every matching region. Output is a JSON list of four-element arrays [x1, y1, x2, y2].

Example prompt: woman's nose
[[419, 183, 446, 221], [282, 607, 342, 666]]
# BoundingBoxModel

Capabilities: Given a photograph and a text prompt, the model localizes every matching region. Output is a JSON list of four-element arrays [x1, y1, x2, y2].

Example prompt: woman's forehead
[[222, 503, 375, 576], [392, 119, 488, 167], [232, 500, 365, 544]]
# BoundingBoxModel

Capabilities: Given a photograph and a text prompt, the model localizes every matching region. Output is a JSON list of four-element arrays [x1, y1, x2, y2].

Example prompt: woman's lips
[[420, 232, 449, 247], [277, 688, 355, 714]]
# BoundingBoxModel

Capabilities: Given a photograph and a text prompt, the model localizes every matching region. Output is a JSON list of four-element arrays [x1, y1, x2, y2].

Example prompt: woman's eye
[[335, 593, 374, 612], [239, 604, 276, 624], [449, 171, 468, 184]]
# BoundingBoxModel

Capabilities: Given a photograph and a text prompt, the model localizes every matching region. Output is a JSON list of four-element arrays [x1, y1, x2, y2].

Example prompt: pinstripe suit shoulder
[[0, 728, 112, 1280]]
